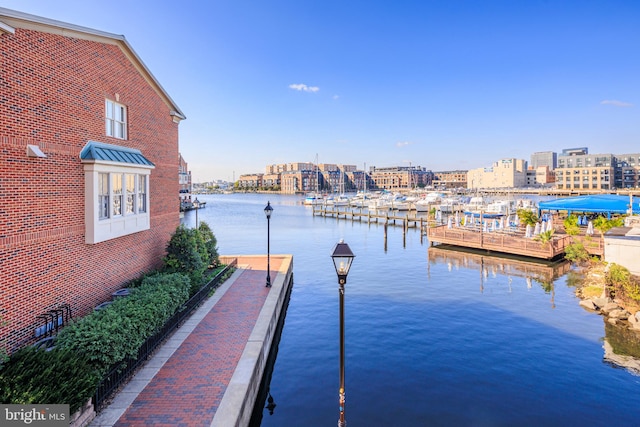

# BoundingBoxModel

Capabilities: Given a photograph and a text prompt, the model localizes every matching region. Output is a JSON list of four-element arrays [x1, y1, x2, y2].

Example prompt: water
[[183, 193, 640, 427]]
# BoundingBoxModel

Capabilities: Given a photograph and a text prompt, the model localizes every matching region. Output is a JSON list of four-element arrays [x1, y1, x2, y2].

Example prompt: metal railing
[[94, 259, 238, 409]]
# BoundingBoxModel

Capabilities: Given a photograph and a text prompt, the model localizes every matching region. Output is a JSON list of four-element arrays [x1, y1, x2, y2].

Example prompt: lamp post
[[264, 201, 273, 287], [193, 197, 200, 228], [331, 240, 355, 427]]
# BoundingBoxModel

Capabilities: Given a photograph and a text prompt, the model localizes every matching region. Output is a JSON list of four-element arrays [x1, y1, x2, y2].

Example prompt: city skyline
[[4, 1, 639, 182]]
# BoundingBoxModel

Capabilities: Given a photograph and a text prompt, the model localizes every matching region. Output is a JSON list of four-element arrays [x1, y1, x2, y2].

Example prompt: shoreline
[[576, 262, 640, 330]]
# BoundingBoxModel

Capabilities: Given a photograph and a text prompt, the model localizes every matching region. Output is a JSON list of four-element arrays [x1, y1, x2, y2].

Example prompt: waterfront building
[[614, 154, 640, 189], [368, 165, 433, 191], [346, 170, 368, 193], [263, 173, 280, 189], [467, 159, 527, 189], [280, 169, 320, 194], [318, 164, 358, 193], [526, 166, 555, 187], [237, 173, 264, 189], [433, 170, 468, 189], [555, 152, 640, 190], [530, 151, 557, 170], [0, 8, 185, 352]]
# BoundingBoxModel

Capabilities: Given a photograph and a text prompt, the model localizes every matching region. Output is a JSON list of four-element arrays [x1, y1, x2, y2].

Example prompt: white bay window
[[81, 141, 154, 244]]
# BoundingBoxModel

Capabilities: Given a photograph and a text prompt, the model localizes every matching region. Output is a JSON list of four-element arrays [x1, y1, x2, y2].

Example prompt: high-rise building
[[530, 151, 557, 170], [554, 150, 640, 190]]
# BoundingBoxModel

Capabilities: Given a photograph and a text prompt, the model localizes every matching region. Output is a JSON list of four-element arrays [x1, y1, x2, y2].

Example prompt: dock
[[311, 205, 429, 229], [311, 205, 604, 260], [426, 225, 604, 260]]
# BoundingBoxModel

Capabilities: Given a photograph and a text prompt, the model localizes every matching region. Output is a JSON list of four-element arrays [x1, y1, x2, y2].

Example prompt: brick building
[[433, 170, 467, 189], [0, 8, 186, 352]]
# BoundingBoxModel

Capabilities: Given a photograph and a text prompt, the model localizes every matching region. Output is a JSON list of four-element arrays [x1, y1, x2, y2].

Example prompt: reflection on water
[[428, 244, 570, 282], [604, 321, 640, 375], [428, 244, 571, 295]]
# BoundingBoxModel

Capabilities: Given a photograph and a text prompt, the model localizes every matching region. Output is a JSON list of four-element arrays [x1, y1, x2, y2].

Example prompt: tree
[[535, 229, 554, 247], [593, 216, 624, 235], [517, 209, 539, 226], [198, 221, 220, 266]]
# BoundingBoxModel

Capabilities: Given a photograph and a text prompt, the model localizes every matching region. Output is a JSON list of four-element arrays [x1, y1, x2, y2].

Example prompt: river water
[[182, 193, 640, 427]]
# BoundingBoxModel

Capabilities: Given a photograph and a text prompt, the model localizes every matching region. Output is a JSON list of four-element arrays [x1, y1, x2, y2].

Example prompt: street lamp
[[331, 240, 355, 427], [264, 201, 273, 287], [193, 197, 200, 228]]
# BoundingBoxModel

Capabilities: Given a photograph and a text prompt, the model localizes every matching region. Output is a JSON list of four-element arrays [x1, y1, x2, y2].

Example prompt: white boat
[[485, 200, 515, 216], [412, 192, 444, 212], [414, 199, 432, 212], [304, 193, 323, 205], [368, 196, 388, 210], [438, 196, 465, 213], [386, 194, 410, 211], [329, 194, 351, 207], [463, 196, 485, 212], [351, 192, 375, 208]]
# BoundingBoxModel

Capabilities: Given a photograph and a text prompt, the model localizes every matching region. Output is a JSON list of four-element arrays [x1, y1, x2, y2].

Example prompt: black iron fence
[[94, 260, 238, 409]]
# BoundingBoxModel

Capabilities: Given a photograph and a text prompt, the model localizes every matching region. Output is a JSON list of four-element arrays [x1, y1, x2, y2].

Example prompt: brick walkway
[[93, 256, 283, 427]]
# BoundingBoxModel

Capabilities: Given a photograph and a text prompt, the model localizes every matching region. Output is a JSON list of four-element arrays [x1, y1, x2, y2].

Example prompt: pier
[[426, 225, 604, 260], [426, 225, 570, 260], [311, 205, 429, 228], [311, 205, 605, 260]]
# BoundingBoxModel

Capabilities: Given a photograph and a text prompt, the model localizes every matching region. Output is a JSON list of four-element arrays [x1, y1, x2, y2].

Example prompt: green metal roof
[[80, 141, 154, 167]]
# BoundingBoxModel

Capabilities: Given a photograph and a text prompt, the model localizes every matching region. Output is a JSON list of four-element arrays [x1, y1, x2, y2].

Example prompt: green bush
[[563, 215, 580, 236], [564, 241, 590, 264], [164, 225, 207, 291], [0, 347, 99, 414], [56, 273, 190, 375], [606, 263, 640, 302]]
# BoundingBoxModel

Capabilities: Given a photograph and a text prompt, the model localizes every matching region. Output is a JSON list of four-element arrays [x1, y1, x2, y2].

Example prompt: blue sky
[[4, 1, 639, 182]]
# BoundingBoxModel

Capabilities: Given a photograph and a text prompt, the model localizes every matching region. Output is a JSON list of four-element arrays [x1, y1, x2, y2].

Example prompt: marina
[[182, 193, 640, 427]]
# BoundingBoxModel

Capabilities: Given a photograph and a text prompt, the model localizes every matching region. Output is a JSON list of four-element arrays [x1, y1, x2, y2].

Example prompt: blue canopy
[[539, 195, 639, 215]]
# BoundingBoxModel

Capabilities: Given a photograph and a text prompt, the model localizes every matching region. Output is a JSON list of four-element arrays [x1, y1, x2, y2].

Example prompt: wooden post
[[384, 219, 388, 251]]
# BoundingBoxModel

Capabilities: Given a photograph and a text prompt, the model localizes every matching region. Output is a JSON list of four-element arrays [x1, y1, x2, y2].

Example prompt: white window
[[106, 100, 127, 139], [138, 175, 147, 213], [81, 141, 154, 244], [113, 173, 123, 216], [125, 174, 135, 214], [98, 173, 110, 219]]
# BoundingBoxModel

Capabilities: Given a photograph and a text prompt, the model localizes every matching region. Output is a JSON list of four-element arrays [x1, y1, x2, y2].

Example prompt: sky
[[3, 1, 639, 182]]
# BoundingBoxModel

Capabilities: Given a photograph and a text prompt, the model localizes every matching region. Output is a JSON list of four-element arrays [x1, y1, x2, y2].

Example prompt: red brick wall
[[0, 28, 181, 352]]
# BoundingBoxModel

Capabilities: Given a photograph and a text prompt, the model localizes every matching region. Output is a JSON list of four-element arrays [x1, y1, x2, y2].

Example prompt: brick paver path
[[114, 257, 281, 426]]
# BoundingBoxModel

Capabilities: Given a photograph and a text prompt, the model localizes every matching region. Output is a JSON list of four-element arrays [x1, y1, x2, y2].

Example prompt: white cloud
[[396, 141, 412, 148], [333, 94, 340, 100], [601, 100, 633, 107], [289, 83, 320, 93]]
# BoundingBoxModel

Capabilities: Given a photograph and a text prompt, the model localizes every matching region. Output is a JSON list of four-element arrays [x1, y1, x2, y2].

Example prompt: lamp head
[[331, 239, 355, 285], [264, 201, 273, 219]]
